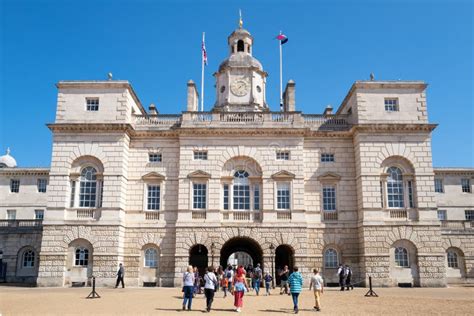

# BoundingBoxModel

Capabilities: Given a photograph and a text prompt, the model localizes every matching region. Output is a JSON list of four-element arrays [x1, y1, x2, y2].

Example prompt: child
[[264, 271, 273, 296], [221, 275, 229, 298]]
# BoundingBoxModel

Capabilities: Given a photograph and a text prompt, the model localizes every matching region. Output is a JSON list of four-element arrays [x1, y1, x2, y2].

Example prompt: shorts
[[280, 280, 288, 287]]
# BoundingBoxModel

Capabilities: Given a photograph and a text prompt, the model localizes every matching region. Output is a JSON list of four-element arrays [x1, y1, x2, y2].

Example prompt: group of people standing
[[337, 264, 354, 291], [182, 264, 325, 314]]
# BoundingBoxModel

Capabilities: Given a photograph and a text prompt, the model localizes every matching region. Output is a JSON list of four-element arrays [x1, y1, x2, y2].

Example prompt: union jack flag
[[202, 39, 208, 65]]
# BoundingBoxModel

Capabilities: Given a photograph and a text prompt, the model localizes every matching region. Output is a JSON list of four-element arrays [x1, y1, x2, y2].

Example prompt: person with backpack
[[203, 266, 218, 312], [225, 265, 234, 296], [264, 271, 273, 296], [337, 264, 346, 291], [182, 265, 195, 311], [288, 266, 303, 314], [345, 265, 354, 290], [253, 263, 263, 296]]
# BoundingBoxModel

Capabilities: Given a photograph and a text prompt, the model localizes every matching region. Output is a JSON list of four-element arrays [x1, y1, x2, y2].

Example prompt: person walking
[[264, 271, 273, 296], [193, 266, 200, 296], [225, 265, 234, 297], [337, 264, 346, 291], [253, 263, 263, 296], [232, 268, 249, 313], [309, 268, 324, 312], [182, 265, 195, 311], [115, 263, 124, 288], [345, 265, 354, 290], [279, 265, 290, 295], [203, 266, 218, 312], [288, 266, 303, 314]]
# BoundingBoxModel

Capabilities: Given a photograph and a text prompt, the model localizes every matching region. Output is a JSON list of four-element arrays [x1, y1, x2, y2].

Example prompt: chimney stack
[[187, 80, 199, 112], [283, 80, 296, 112]]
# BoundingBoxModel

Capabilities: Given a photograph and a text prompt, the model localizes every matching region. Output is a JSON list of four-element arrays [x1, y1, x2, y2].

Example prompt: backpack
[[255, 268, 262, 278], [226, 271, 232, 279]]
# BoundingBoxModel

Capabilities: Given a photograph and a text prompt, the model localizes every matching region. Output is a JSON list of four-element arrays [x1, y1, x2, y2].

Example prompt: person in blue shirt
[[287, 266, 303, 314]]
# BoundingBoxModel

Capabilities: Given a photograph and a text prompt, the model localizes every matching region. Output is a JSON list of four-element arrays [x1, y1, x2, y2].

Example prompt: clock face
[[230, 79, 249, 96]]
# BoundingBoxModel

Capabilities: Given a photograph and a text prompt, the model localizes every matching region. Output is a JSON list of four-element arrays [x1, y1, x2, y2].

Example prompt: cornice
[[351, 123, 437, 133], [47, 123, 133, 134], [0, 168, 50, 176]]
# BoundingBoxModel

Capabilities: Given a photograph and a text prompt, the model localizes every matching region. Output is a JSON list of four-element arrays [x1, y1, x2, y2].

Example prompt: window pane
[[193, 183, 206, 209], [465, 210, 474, 220], [437, 210, 447, 221], [321, 153, 335, 162], [395, 247, 409, 267], [434, 179, 443, 193], [23, 250, 35, 268], [193, 151, 208, 160], [79, 167, 97, 208], [223, 184, 229, 210], [277, 182, 290, 209], [147, 185, 160, 210], [254, 184, 260, 210], [461, 179, 471, 193], [387, 167, 404, 208], [10, 179, 20, 193], [145, 248, 158, 267], [447, 251, 458, 268], [148, 153, 162, 162], [37, 179, 47, 193], [324, 249, 338, 268], [233, 171, 250, 210], [323, 186, 336, 211]]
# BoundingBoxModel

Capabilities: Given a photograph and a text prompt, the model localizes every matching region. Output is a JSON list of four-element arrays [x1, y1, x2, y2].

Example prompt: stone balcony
[[132, 112, 351, 131], [440, 220, 474, 233], [0, 220, 43, 231]]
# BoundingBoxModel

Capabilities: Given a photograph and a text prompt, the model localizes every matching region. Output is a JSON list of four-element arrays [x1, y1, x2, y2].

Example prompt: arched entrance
[[189, 244, 208, 276], [275, 245, 294, 285], [220, 237, 263, 269]]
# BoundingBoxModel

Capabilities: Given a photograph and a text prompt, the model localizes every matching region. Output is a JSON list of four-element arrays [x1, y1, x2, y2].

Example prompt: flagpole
[[201, 32, 205, 112], [279, 30, 283, 111]]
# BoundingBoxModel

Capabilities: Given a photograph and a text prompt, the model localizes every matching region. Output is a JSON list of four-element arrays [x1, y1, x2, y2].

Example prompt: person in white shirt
[[309, 268, 324, 312], [203, 266, 218, 312]]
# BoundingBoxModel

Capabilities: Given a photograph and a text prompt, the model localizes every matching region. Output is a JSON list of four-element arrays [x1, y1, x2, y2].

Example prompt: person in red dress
[[232, 265, 249, 313]]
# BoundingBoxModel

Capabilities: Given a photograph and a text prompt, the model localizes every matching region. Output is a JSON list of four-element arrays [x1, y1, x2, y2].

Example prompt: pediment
[[142, 172, 166, 181], [317, 172, 341, 181], [187, 170, 211, 179], [271, 170, 295, 180]]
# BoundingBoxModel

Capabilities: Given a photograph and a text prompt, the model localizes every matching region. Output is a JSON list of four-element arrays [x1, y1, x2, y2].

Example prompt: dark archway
[[237, 40, 245, 52], [189, 244, 208, 276], [220, 237, 263, 269], [275, 245, 294, 285]]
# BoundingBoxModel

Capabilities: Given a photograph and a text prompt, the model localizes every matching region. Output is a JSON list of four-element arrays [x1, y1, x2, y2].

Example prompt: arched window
[[324, 248, 338, 268], [22, 250, 35, 268], [447, 251, 458, 268], [237, 40, 245, 52], [394, 247, 409, 267], [387, 167, 404, 208], [233, 170, 250, 210], [75, 247, 89, 266], [79, 167, 98, 208], [144, 248, 158, 268]]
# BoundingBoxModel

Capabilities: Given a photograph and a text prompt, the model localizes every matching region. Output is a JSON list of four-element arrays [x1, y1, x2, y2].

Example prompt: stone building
[[0, 26, 473, 287]]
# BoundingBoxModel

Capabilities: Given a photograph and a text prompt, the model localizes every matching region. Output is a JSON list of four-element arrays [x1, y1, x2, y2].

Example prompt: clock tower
[[213, 27, 268, 112]]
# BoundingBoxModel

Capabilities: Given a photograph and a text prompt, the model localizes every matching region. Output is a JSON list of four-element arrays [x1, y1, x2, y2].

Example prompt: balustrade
[[323, 211, 338, 221], [145, 212, 160, 220]]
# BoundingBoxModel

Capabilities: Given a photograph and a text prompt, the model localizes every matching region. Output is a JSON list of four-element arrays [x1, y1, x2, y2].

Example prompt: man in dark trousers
[[115, 263, 125, 288], [345, 265, 354, 290], [337, 264, 345, 291]]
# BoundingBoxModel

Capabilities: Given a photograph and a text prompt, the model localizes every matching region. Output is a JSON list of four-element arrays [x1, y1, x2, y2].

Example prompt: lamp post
[[210, 242, 215, 268], [269, 243, 275, 289]]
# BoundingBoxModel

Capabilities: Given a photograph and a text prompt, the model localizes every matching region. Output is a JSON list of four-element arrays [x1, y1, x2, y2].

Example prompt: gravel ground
[[1, 286, 473, 315]]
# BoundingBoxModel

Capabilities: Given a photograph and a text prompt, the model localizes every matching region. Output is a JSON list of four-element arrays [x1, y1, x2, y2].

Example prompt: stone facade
[[0, 26, 473, 288]]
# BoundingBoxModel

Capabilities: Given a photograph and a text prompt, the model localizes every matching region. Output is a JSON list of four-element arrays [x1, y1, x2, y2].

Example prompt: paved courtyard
[[1, 286, 473, 315]]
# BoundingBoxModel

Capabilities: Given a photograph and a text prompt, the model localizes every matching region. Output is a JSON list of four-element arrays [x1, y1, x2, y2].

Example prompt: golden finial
[[239, 9, 243, 28]]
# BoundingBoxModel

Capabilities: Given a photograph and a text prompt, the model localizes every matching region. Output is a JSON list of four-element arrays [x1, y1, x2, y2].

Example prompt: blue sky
[[0, 0, 472, 168]]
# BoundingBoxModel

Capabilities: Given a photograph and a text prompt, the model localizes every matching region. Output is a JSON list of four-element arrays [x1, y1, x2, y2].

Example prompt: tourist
[[182, 265, 195, 311], [337, 264, 346, 291], [225, 265, 234, 295], [309, 268, 324, 311], [193, 266, 200, 295], [264, 271, 273, 295], [221, 274, 229, 298], [345, 265, 354, 290], [233, 267, 249, 312], [115, 263, 124, 288], [253, 263, 263, 295], [288, 266, 303, 314], [279, 265, 290, 295], [203, 266, 218, 312]]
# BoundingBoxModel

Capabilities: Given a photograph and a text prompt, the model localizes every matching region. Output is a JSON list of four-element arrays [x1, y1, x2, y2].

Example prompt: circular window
[[220, 86, 225, 93], [256, 85, 261, 93]]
